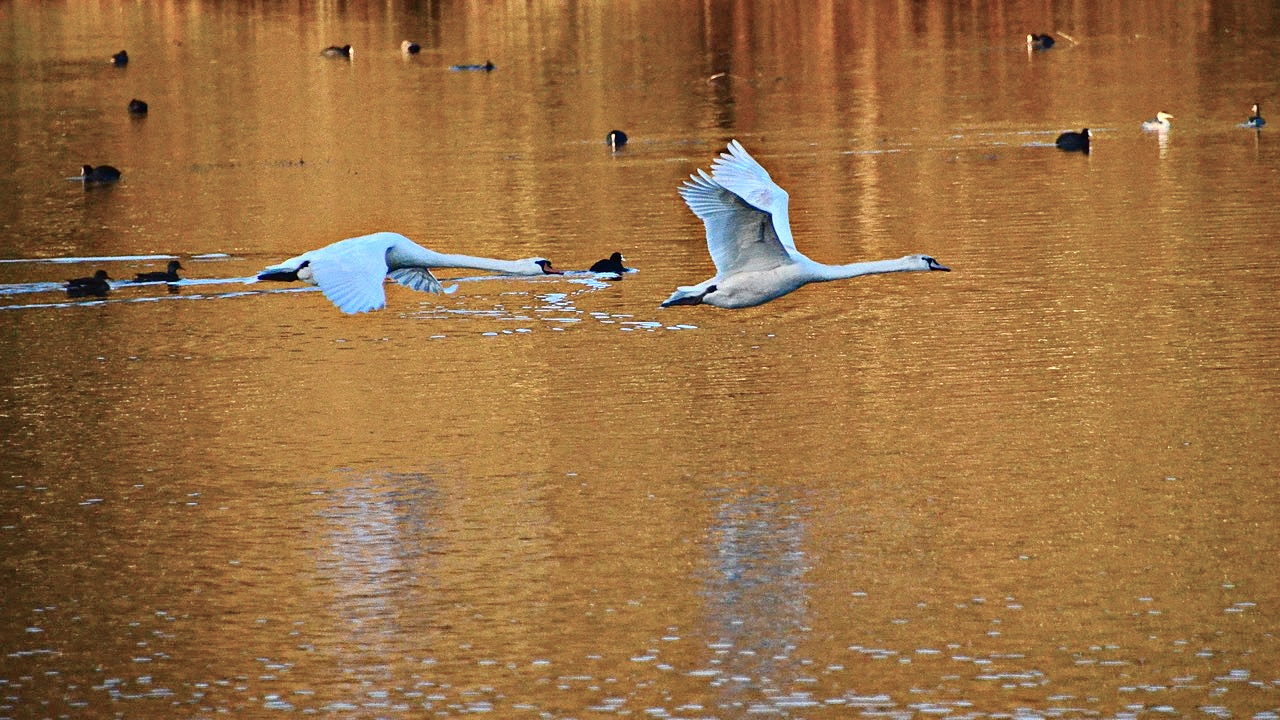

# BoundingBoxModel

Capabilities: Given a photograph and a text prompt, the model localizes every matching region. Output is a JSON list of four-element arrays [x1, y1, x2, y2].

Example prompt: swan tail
[[257, 266, 302, 282]]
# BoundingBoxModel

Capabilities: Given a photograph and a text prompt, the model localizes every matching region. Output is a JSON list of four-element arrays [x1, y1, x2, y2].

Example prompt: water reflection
[[700, 487, 812, 712], [313, 472, 441, 681]]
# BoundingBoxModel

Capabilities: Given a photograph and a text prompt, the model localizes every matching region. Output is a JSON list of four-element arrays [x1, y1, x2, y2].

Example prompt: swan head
[[905, 254, 950, 272], [531, 258, 563, 275]]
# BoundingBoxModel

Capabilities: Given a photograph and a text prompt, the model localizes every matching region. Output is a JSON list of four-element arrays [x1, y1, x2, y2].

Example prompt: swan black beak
[[537, 260, 564, 275], [927, 258, 950, 272]]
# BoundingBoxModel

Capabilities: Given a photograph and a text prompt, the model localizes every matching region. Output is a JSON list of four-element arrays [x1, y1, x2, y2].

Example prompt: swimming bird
[[67, 270, 112, 297], [321, 44, 352, 58], [132, 260, 183, 283], [607, 130, 628, 150], [78, 165, 122, 184], [111, 50, 129, 66], [1055, 128, 1090, 153], [662, 141, 949, 309], [257, 232, 563, 314], [128, 98, 148, 115], [401, 40, 421, 54], [589, 252, 630, 274], [1242, 103, 1265, 129], [1142, 111, 1174, 132], [1027, 34, 1055, 50], [449, 60, 495, 72]]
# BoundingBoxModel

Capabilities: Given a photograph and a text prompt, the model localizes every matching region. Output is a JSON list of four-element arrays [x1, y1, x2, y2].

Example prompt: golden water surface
[[1, 0, 1278, 717]]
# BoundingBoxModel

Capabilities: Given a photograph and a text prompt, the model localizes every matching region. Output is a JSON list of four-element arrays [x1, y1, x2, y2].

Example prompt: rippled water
[[2, 0, 1279, 718]]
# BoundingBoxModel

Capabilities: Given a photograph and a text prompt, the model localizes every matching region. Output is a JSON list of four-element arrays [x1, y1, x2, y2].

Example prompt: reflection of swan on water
[[699, 488, 811, 708], [257, 231, 563, 314], [662, 141, 950, 309]]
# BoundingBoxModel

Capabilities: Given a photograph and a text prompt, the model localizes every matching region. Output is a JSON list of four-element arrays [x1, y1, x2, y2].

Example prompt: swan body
[[1143, 111, 1174, 132], [663, 141, 949, 309], [128, 98, 148, 115], [1027, 33, 1055, 50], [321, 44, 352, 58], [133, 260, 183, 283], [258, 231, 562, 314], [111, 50, 128, 66], [1055, 128, 1090, 153], [607, 130, 628, 150], [1242, 103, 1264, 129]]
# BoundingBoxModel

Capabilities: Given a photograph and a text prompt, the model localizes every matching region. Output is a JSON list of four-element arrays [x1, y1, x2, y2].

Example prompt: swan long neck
[[398, 247, 527, 273], [812, 257, 915, 282]]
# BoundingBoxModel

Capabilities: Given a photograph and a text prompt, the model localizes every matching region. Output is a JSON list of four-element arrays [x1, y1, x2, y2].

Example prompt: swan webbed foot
[[661, 284, 715, 307]]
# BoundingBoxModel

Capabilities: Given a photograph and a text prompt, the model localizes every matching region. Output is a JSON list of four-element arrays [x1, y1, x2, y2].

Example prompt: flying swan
[[257, 231, 562, 314], [662, 141, 950, 309]]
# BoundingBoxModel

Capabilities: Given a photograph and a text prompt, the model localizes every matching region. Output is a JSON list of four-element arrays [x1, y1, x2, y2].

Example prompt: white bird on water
[[257, 231, 562, 314], [662, 141, 950, 309], [1142, 111, 1174, 132]]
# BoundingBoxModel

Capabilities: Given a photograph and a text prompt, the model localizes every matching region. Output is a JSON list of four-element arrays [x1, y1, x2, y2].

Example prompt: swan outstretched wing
[[707, 140, 798, 255], [679, 169, 792, 277], [388, 267, 456, 295], [307, 238, 391, 314]]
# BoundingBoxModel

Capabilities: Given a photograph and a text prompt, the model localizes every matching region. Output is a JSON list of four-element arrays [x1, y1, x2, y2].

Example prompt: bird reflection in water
[[700, 487, 811, 707]]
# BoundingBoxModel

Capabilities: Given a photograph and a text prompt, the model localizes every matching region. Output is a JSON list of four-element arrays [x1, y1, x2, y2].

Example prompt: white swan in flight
[[257, 231, 562, 314], [662, 141, 950, 309]]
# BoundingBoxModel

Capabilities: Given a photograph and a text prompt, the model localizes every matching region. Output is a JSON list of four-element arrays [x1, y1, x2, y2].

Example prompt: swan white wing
[[307, 239, 391, 314], [707, 140, 798, 255], [679, 169, 792, 277]]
